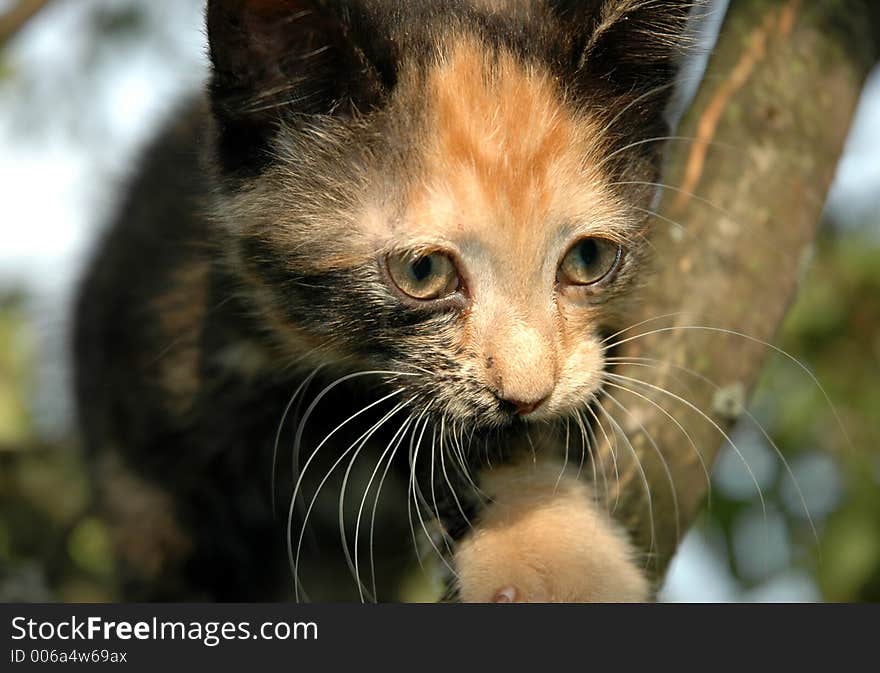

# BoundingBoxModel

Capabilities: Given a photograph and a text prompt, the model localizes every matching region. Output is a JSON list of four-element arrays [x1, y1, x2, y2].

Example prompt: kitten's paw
[[455, 463, 649, 603], [492, 586, 518, 603]]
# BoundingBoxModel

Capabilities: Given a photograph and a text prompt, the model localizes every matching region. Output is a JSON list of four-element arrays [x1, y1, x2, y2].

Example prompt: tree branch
[[598, 0, 878, 586], [0, 0, 55, 47]]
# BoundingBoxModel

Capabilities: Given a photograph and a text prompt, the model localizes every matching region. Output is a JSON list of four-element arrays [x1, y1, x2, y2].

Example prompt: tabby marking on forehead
[[407, 38, 622, 251]]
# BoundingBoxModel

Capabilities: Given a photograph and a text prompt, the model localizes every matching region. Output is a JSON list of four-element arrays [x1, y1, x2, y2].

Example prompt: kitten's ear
[[206, 0, 391, 172], [556, 0, 699, 105]]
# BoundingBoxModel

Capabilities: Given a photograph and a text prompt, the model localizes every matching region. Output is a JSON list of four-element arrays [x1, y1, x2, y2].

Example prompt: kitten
[[74, 0, 698, 602]]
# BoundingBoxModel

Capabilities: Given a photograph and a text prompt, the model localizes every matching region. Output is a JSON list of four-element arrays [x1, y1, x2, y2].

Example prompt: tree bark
[[0, 0, 54, 47], [598, 0, 878, 586]]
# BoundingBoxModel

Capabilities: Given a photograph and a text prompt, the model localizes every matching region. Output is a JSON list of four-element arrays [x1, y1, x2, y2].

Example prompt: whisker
[[290, 369, 418, 516], [603, 324, 852, 455], [602, 372, 712, 504], [413, 421, 451, 540], [600, 312, 690, 347], [605, 370, 767, 526], [554, 417, 572, 493], [295, 397, 411, 602], [382, 408, 438, 600], [584, 399, 621, 511], [429, 425, 454, 556], [596, 135, 737, 173], [405, 433, 425, 570], [631, 205, 688, 235], [352, 412, 415, 602], [439, 416, 474, 533], [612, 179, 741, 224], [402, 363, 435, 378], [601, 385, 682, 542], [482, 434, 493, 470], [594, 80, 681, 139], [611, 179, 801, 271], [449, 418, 487, 504], [572, 409, 597, 491], [608, 356, 817, 542], [288, 388, 406, 601], [593, 402, 657, 562], [272, 365, 323, 515], [409, 418, 459, 580], [576, 409, 606, 510], [526, 427, 537, 466]]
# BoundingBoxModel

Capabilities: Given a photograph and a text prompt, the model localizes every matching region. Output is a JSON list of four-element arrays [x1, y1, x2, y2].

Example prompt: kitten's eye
[[558, 237, 622, 286], [386, 251, 460, 301]]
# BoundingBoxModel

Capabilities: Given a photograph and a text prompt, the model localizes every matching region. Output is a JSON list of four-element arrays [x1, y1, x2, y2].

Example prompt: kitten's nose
[[484, 320, 557, 418], [502, 395, 549, 416]]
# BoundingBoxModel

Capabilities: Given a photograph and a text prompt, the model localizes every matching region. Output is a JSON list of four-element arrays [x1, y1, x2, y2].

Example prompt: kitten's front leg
[[454, 458, 650, 603]]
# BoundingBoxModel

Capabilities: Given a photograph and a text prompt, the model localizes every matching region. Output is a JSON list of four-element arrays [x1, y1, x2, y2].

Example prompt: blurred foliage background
[[0, 0, 878, 603]]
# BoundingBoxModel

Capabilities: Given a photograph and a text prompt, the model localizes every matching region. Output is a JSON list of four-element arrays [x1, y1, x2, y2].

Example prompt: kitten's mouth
[[478, 403, 556, 431]]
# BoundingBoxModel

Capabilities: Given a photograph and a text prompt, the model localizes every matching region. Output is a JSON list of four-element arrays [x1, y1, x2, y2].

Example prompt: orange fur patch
[[407, 39, 619, 249]]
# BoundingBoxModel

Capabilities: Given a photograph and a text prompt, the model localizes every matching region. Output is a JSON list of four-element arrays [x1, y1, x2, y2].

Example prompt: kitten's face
[[207, 1, 691, 429], [363, 40, 648, 427]]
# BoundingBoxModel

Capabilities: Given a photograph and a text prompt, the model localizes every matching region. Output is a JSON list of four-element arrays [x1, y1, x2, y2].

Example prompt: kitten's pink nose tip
[[508, 396, 548, 416]]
